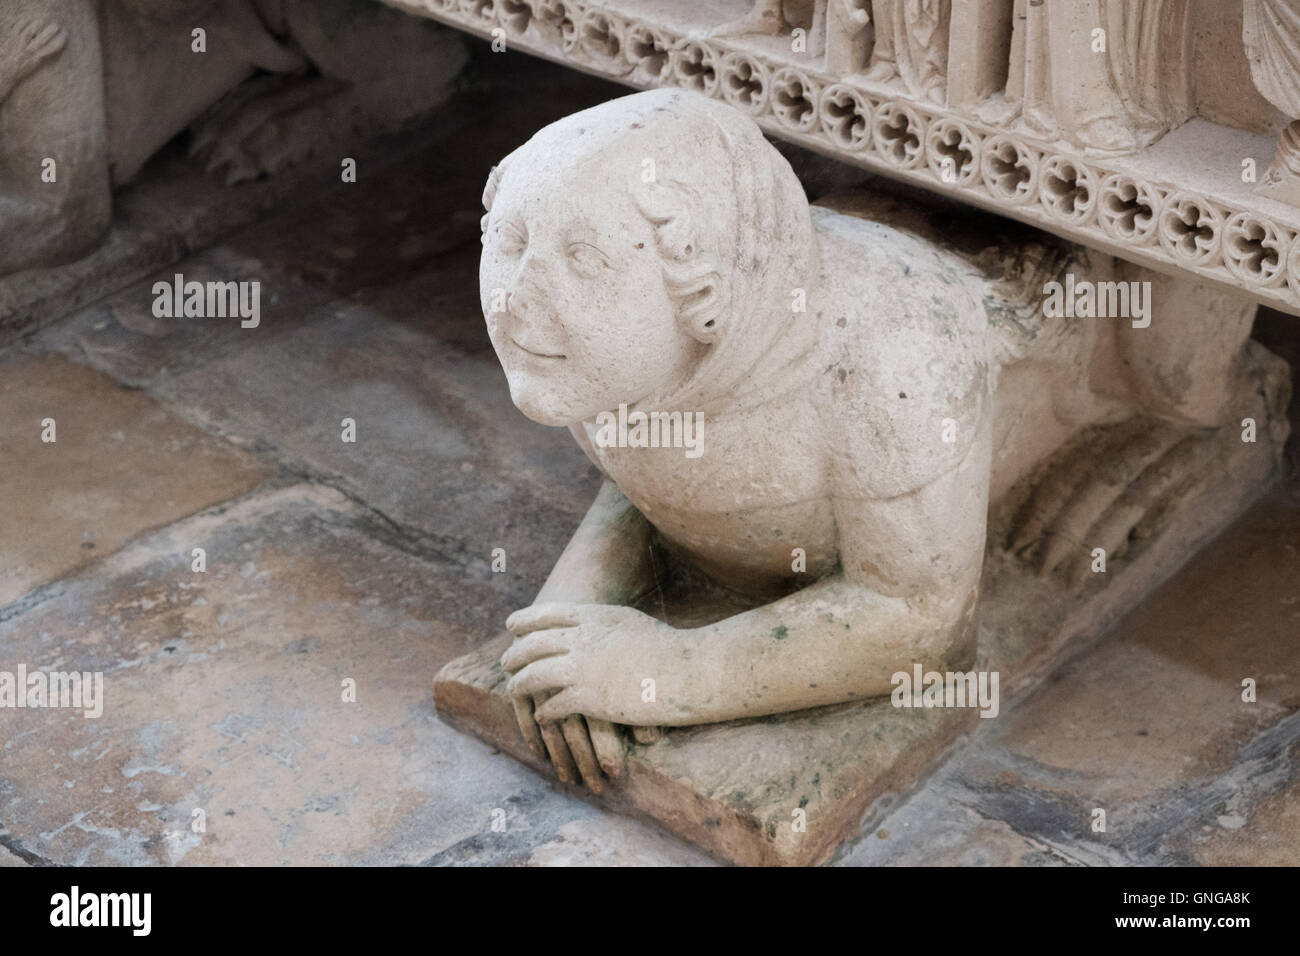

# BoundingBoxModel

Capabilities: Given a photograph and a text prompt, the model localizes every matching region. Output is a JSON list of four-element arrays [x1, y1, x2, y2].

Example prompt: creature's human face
[[480, 159, 698, 426]]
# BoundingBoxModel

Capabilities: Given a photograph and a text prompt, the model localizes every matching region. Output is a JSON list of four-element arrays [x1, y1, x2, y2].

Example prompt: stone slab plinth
[[438, 634, 973, 867]]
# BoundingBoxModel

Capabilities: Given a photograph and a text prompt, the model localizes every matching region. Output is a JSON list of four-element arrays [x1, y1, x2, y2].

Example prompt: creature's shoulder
[[808, 202, 992, 500]]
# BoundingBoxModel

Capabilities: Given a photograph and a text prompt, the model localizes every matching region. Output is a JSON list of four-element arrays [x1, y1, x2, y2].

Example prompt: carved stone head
[[479, 89, 815, 426]]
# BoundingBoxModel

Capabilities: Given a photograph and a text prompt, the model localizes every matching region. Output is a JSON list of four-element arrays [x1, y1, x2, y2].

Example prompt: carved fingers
[[506, 650, 575, 698], [508, 687, 585, 784], [559, 714, 606, 794], [508, 689, 603, 789], [510, 694, 547, 759], [22, 18, 67, 57], [503, 603, 662, 709], [584, 717, 625, 779], [188, 76, 345, 185], [501, 602, 653, 790], [505, 602, 584, 635], [535, 697, 581, 783], [503, 608, 599, 788], [3, 18, 67, 95], [1062, 433, 1216, 589], [500, 626, 575, 670], [513, 691, 606, 791], [508, 600, 663, 637]]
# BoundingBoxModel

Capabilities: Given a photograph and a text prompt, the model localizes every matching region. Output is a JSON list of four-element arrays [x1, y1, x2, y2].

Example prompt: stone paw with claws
[[1008, 420, 1222, 588]]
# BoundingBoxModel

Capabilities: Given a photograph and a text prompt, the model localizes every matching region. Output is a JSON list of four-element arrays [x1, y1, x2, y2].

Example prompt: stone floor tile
[[0, 845, 29, 866], [833, 489, 1300, 866], [141, 301, 599, 609], [836, 782, 1073, 866], [1193, 751, 1300, 865], [521, 816, 720, 867], [0, 484, 698, 865], [0, 353, 269, 609]]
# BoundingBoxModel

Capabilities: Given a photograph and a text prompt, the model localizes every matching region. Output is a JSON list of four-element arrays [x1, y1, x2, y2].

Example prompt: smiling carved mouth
[[510, 336, 566, 360]]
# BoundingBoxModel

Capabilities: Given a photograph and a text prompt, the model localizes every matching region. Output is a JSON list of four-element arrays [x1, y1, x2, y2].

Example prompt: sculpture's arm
[[504, 477, 657, 789], [530, 478, 657, 607], [645, 450, 987, 725], [504, 427, 992, 727]]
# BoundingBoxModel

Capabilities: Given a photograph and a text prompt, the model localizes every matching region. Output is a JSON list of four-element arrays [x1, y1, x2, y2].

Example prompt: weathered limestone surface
[[0, 58, 723, 868], [435, 83, 1292, 864], [32, 250, 601, 605], [439, 633, 971, 867], [436, 352, 1287, 865]]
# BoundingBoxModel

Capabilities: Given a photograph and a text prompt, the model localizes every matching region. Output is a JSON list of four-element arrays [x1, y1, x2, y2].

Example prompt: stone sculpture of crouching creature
[[478, 89, 1284, 790], [0, 0, 464, 277]]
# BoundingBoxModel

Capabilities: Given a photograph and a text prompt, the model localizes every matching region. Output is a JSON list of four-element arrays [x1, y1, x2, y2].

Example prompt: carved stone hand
[[503, 603, 692, 727]]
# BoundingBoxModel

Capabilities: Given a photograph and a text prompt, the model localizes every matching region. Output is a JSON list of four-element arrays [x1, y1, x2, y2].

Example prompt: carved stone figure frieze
[[997, 0, 1192, 155], [824, 0, 873, 75], [1244, 0, 1300, 207], [864, 0, 950, 104], [713, 0, 835, 60]]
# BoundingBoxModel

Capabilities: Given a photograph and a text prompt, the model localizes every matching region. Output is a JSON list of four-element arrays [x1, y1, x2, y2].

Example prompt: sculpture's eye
[[567, 242, 610, 278], [497, 222, 528, 256]]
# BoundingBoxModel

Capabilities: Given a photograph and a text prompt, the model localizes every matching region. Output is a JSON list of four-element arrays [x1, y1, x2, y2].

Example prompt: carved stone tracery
[[380, 0, 1300, 316]]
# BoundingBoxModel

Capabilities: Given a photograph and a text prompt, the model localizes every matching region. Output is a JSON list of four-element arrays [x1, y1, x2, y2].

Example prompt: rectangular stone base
[[435, 353, 1288, 865], [437, 637, 975, 866]]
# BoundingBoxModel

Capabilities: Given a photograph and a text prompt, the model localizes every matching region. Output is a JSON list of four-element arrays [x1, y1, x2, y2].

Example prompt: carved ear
[[481, 163, 507, 234], [675, 271, 727, 343]]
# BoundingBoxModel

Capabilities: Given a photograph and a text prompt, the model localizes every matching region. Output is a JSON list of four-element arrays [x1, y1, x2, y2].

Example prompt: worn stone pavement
[[1, 52, 1297, 866]]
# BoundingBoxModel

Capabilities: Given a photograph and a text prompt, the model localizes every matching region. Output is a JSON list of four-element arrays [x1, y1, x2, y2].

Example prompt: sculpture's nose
[[506, 284, 536, 322], [501, 261, 567, 357], [505, 258, 551, 326]]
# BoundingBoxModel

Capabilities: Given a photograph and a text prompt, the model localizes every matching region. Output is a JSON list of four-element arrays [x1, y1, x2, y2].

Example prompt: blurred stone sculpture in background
[[0, 0, 465, 277]]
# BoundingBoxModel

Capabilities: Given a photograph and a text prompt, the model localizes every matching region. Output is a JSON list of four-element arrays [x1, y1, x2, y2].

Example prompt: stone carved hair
[[481, 89, 815, 410], [632, 177, 728, 342], [482, 158, 726, 340]]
